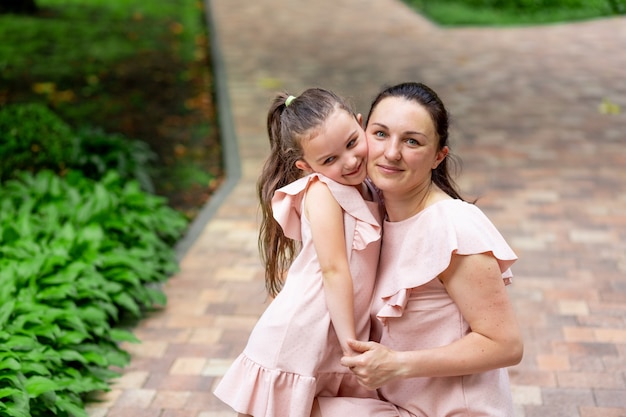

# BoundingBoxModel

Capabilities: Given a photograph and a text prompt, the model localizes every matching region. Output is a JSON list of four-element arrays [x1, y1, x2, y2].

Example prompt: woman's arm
[[305, 180, 357, 356], [342, 252, 523, 389]]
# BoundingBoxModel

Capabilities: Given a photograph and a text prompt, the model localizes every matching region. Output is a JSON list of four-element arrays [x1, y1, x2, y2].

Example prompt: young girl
[[213, 88, 383, 417]]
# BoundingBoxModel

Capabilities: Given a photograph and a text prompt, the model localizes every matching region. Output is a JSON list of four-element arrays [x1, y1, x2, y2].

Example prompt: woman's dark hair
[[258, 88, 356, 297], [366, 82, 464, 201]]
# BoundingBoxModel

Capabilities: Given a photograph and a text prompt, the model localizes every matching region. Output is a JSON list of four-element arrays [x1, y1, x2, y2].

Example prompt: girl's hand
[[340, 339, 402, 389]]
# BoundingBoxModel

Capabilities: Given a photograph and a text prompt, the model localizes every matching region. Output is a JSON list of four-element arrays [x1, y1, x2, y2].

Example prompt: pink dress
[[214, 173, 383, 417], [318, 199, 518, 417]]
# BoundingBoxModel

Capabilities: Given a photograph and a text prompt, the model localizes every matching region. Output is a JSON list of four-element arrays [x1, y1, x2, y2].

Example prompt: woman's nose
[[384, 139, 401, 161]]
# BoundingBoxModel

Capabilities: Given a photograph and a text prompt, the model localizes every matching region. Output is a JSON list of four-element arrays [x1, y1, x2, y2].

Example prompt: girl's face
[[366, 97, 447, 197], [296, 108, 368, 186]]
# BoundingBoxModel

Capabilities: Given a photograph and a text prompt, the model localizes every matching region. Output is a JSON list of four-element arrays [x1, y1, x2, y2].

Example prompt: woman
[[315, 82, 523, 416]]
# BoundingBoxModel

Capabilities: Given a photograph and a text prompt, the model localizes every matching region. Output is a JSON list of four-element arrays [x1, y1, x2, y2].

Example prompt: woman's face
[[296, 108, 368, 186], [366, 97, 447, 197]]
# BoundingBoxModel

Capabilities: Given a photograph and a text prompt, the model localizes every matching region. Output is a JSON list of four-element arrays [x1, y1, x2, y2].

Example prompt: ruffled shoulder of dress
[[272, 173, 382, 244], [376, 199, 517, 321]]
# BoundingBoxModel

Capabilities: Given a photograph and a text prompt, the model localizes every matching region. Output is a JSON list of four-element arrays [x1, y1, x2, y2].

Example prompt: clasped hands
[[340, 339, 400, 390]]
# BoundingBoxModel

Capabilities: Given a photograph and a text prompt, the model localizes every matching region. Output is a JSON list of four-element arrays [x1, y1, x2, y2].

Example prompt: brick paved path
[[86, 1, 626, 416]]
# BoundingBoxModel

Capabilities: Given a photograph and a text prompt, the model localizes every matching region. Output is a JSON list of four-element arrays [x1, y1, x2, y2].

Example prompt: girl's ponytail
[[258, 93, 300, 296]]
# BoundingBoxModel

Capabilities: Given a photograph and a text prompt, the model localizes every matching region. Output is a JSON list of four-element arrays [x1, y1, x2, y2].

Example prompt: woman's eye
[[406, 138, 419, 146], [374, 131, 386, 138]]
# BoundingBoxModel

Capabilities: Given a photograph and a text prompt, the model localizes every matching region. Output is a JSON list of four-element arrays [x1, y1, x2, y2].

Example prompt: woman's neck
[[384, 182, 448, 222]]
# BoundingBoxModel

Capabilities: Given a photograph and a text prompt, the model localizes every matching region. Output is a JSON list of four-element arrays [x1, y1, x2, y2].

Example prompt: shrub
[[71, 127, 157, 193], [0, 102, 76, 182], [0, 170, 187, 417], [0, 103, 156, 191]]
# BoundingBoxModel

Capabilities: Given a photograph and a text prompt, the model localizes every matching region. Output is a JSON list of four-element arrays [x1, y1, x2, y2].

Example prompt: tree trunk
[[0, 0, 38, 14]]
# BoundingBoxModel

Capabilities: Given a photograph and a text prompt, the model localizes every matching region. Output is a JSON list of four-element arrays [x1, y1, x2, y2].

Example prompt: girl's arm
[[341, 253, 523, 388], [305, 179, 356, 356]]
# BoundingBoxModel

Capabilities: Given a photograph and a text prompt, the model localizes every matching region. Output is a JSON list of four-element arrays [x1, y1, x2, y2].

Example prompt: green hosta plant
[[0, 170, 187, 416]]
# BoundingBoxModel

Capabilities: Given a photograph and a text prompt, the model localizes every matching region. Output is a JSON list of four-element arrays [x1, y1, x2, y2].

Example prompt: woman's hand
[[340, 339, 402, 390]]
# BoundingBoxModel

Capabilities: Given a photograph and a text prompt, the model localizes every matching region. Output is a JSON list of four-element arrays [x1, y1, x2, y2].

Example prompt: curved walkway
[[87, 1, 626, 416]]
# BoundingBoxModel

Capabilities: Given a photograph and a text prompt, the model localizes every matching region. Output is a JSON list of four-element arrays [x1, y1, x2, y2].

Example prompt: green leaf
[[77, 350, 107, 367], [23, 347, 61, 366], [36, 284, 77, 300], [39, 251, 70, 278], [58, 313, 88, 334], [14, 259, 44, 285], [0, 330, 12, 342], [56, 396, 88, 417], [76, 223, 104, 246], [0, 387, 22, 399], [104, 348, 130, 368], [106, 267, 141, 287], [56, 223, 77, 245], [19, 361, 50, 376], [145, 286, 167, 306], [100, 280, 124, 294], [4, 336, 39, 351], [100, 250, 146, 272], [0, 357, 20, 371], [76, 306, 108, 325], [24, 376, 58, 397], [1, 403, 30, 417], [0, 372, 23, 387], [60, 377, 107, 394], [0, 269, 17, 299], [85, 365, 121, 381], [28, 323, 61, 340], [44, 260, 93, 286], [94, 300, 119, 321], [0, 300, 15, 329], [56, 330, 88, 345], [59, 349, 86, 364], [113, 292, 141, 317], [109, 328, 140, 344]]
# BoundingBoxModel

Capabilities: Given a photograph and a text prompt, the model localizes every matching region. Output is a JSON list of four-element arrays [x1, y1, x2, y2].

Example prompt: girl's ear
[[295, 159, 312, 172], [357, 113, 363, 126]]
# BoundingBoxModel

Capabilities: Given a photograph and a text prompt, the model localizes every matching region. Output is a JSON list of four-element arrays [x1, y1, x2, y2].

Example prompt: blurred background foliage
[[403, 0, 625, 25], [0, 0, 223, 220]]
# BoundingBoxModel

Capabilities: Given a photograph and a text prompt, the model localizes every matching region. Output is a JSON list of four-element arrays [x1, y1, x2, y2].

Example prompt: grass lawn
[[402, 0, 625, 26]]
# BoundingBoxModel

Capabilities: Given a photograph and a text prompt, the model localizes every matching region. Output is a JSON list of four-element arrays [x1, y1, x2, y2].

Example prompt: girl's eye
[[323, 156, 336, 165], [347, 138, 357, 148]]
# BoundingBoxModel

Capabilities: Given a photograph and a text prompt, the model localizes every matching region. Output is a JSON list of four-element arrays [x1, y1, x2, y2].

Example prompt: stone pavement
[[86, 1, 626, 416]]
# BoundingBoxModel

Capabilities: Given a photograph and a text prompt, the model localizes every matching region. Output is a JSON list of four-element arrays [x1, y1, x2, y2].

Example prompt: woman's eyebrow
[[371, 122, 427, 138], [405, 130, 428, 138]]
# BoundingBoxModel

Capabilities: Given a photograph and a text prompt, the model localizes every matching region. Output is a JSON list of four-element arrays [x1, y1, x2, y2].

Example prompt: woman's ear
[[433, 146, 449, 169], [295, 159, 312, 172]]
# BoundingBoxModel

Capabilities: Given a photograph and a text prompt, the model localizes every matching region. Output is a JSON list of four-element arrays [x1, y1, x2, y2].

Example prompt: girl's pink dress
[[318, 199, 518, 417], [213, 173, 383, 417]]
